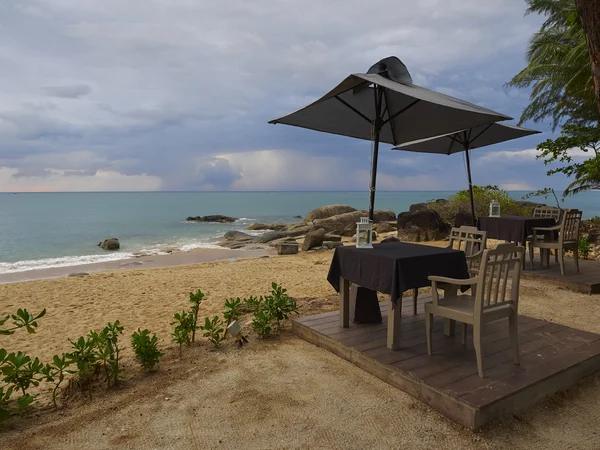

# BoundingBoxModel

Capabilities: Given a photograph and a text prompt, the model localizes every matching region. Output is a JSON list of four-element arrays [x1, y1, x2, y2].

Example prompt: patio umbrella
[[392, 122, 540, 225], [269, 56, 512, 220]]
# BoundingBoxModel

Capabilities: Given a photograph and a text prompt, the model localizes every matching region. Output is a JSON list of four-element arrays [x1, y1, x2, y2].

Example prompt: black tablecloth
[[327, 242, 470, 305], [477, 216, 556, 245]]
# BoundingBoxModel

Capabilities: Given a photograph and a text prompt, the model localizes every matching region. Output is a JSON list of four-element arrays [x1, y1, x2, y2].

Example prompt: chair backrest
[[533, 205, 562, 221], [448, 226, 487, 269], [559, 209, 582, 243], [475, 243, 523, 317]]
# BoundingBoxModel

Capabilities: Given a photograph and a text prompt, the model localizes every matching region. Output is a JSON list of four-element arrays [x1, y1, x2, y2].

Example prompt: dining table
[[327, 242, 470, 350], [477, 215, 556, 246]]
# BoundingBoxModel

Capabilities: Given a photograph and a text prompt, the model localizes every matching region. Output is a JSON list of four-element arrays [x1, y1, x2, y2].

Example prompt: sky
[[0, 0, 584, 192]]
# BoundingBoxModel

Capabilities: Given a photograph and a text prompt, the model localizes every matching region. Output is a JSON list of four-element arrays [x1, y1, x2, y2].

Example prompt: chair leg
[[461, 323, 467, 347], [509, 313, 520, 365], [574, 247, 580, 273], [528, 244, 534, 269], [554, 248, 558, 263], [545, 248, 550, 267], [558, 248, 565, 275], [474, 323, 484, 378], [412, 288, 418, 315], [425, 312, 433, 356]]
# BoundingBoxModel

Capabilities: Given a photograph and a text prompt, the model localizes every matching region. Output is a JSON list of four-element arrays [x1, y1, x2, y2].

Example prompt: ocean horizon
[[2, 190, 598, 274]]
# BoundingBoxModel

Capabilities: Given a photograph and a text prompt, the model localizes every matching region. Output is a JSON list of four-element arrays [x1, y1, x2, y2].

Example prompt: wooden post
[[339, 277, 350, 328], [387, 297, 402, 350]]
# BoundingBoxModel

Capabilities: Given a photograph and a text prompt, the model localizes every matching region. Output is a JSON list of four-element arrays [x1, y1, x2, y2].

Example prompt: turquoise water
[[1, 191, 598, 273]]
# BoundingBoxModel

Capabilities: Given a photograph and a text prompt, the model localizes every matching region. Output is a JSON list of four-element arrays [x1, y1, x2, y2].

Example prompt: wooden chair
[[527, 205, 563, 266], [425, 243, 524, 378], [411, 226, 487, 315], [528, 209, 582, 275]]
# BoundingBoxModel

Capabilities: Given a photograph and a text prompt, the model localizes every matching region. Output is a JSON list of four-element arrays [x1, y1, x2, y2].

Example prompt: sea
[[1, 191, 598, 274]]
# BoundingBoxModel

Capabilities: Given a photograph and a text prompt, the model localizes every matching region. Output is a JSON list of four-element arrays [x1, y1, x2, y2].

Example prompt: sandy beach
[[1, 243, 600, 449]]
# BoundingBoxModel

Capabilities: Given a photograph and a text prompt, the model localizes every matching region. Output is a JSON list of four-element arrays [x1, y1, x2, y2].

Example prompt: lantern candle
[[356, 217, 373, 249], [489, 200, 501, 217]]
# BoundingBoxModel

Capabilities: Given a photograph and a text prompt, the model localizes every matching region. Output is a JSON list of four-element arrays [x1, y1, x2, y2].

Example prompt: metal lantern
[[489, 199, 501, 217], [226, 321, 248, 347], [356, 217, 373, 249]]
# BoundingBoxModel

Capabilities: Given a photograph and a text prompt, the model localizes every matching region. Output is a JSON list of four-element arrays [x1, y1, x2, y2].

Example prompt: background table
[[327, 242, 469, 349], [477, 216, 556, 246]]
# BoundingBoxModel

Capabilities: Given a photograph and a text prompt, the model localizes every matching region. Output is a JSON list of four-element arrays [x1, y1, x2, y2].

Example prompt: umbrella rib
[[381, 99, 420, 126], [334, 96, 372, 123], [468, 123, 494, 146], [382, 90, 397, 144]]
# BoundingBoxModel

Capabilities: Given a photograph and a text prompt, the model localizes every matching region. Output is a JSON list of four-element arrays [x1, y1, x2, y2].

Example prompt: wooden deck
[[522, 254, 600, 294], [292, 297, 600, 430]]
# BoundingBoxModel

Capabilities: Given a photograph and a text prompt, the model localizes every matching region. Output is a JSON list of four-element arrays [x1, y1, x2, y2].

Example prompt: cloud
[[0, 0, 554, 192], [44, 84, 92, 99]]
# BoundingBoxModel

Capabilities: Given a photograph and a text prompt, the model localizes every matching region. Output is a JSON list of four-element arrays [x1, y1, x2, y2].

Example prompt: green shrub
[[67, 334, 100, 394], [223, 297, 243, 326], [41, 354, 74, 408], [243, 295, 260, 313], [579, 237, 591, 259], [171, 311, 195, 356], [200, 316, 225, 347], [428, 185, 531, 223], [250, 283, 299, 338], [93, 321, 124, 387], [131, 329, 163, 371], [189, 290, 205, 343]]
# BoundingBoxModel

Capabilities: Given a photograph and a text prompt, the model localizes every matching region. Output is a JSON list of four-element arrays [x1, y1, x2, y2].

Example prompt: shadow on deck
[[522, 254, 600, 294]]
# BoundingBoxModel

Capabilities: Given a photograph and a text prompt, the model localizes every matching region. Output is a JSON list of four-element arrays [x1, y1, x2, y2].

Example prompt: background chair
[[527, 205, 563, 266], [425, 243, 524, 378], [411, 226, 487, 315], [528, 209, 582, 275]]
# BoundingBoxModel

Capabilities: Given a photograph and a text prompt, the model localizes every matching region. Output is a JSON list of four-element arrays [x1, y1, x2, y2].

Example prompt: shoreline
[[0, 247, 274, 284]]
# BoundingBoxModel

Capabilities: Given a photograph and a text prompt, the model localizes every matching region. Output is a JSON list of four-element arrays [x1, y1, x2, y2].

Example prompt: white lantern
[[489, 199, 501, 217], [356, 217, 373, 248]]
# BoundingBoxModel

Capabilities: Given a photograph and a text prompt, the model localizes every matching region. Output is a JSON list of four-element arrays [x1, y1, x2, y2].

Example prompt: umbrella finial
[[367, 57, 413, 85]]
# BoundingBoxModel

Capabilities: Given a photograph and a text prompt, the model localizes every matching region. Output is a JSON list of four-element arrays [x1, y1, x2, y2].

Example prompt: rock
[[409, 202, 428, 213], [373, 210, 397, 222], [324, 233, 342, 242], [285, 226, 312, 237], [288, 222, 309, 231], [223, 231, 254, 241], [342, 224, 357, 237], [99, 238, 120, 250], [302, 228, 326, 251], [293, 215, 303, 219], [454, 209, 474, 227], [372, 231, 378, 241], [350, 231, 377, 243], [245, 223, 287, 231], [375, 222, 395, 233], [305, 205, 357, 222], [228, 242, 248, 249], [268, 237, 298, 247], [396, 209, 450, 241], [68, 272, 89, 277], [186, 215, 237, 223], [313, 209, 397, 234], [255, 231, 290, 243], [277, 242, 298, 255], [381, 236, 400, 244], [323, 241, 343, 249]]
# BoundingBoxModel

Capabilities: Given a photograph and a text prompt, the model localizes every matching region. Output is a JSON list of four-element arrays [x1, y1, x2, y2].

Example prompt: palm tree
[[564, 154, 600, 196], [507, 0, 597, 129]]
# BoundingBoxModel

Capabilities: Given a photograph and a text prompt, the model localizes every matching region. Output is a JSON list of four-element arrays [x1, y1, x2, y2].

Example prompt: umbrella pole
[[464, 147, 476, 226], [368, 87, 383, 222]]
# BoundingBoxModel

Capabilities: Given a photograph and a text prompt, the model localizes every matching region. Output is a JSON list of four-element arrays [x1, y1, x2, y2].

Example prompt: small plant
[[189, 290, 205, 343], [0, 308, 46, 335], [252, 310, 273, 338], [41, 354, 74, 408], [94, 321, 125, 387], [223, 297, 243, 326], [243, 295, 261, 313], [67, 334, 100, 392], [266, 283, 298, 329], [579, 237, 592, 259], [200, 316, 225, 347], [591, 216, 600, 223], [171, 311, 195, 356], [131, 329, 163, 371]]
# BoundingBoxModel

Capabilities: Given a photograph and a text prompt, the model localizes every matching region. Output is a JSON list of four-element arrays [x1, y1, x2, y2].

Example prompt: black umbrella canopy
[[269, 57, 512, 220], [393, 122, 541, 225]]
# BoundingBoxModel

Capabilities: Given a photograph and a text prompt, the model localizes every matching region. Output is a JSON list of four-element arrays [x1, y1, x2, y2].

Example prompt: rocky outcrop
[[323, 241, 343, 249], [223, 231, 254, 241], [277, 242, 298, 255], [187, 215, 237, 223], [454, 209, 473, 227], [375, 222, 396, 233], [98, 238, 120, 250], [312, 209, 396, 234], [246, 223, 287, 231], [305, 205, 357, 222], [381, 236, 400, 244], [324, 233, 342, 242], [302, 228, 326, 251], [396, 209, 450, 242]]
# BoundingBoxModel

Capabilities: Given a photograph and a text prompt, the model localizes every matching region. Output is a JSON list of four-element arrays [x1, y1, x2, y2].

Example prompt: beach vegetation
[[251, 310, 273, 338], [67, 334, 100, 395], [41, 354, 75, 408], [131, 329, 163, 371], [428, 185, 530, 221], [200, 316, 225, 347], [92, 321, 124, 387], [223, 297, 243, 326], [171, 311, 195, 356], [189, 290, 205, 343], [578, 237, 592, 259], [250, 283, 298, 338], [0, 308, 46, 336]]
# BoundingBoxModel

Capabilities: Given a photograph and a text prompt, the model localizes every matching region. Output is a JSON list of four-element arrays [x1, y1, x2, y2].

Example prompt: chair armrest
[[428, 275, 478, 286], [465, 250, 484, 261], [532, 225, 560, 232]]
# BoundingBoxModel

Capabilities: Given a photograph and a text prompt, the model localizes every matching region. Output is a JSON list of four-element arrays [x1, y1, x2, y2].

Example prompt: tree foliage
[[507, 0, 598, 128], [535, 123, 600, 195]]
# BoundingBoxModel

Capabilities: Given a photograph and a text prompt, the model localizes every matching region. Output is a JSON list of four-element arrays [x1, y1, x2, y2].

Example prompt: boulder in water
[[99, 238, 120, 250], [186, 215, 237, 223]]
